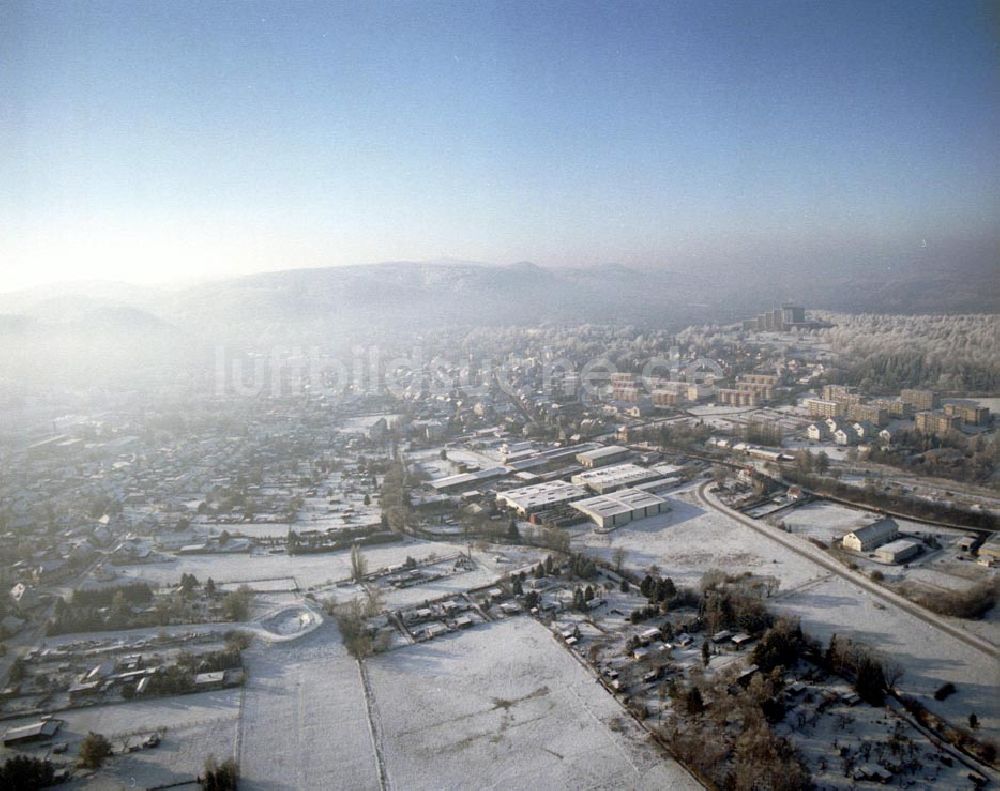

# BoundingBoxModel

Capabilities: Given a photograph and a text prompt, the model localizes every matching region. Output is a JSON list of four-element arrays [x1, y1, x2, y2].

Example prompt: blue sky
[[1, 0, 997, 290]]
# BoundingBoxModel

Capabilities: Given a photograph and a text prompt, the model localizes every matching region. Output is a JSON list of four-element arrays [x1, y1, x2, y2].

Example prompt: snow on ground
[[338, 414, 402, 432], [378, 554, 545, 611], [572, 485, 826, 593], [257, 605, 322, 638], [0, 690, 241, 790], [781, 438, 854, 460], [365, 617, 700, 790], [686, 405, 755, 417], [409, 445, 502, 477], [771, 575, 1000, 741], [239, 620, 380, 791], [114, 538, 473, 590], [574, 484, 999, 741], [777, 501, 882, 545]]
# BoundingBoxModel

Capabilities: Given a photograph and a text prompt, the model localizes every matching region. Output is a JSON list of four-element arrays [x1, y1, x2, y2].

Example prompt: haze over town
[[0, 2, 997, 790]]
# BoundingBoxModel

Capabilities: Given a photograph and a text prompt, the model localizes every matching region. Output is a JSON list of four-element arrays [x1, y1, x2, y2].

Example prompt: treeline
[[380, 460, 411, 532], [142, 644, 244, 697], [287, 528, 400, 555], [49, 583, 157, 635], [822, 314, 1000, 392], [898, 578, 998, 620], [847, 350, 999, 392], [625, 421, 713, 450], [782, 467, 997, 530], [71, 582, 153, 607], [0, 755, 54, 790]]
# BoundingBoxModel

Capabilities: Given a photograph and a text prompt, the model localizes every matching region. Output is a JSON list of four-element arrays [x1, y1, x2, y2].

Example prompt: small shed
[[3, 719, 60, 747]]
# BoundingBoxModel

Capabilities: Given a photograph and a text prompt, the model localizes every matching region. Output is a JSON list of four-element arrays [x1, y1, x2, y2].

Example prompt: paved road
[[695, 481, 998, 658]]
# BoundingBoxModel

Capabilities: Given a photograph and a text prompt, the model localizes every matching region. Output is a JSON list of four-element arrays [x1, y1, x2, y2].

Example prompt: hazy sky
[[1, 0, 998, 292]]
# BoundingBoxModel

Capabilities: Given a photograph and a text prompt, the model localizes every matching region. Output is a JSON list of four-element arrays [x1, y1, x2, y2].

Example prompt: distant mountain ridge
[[0, 259, 996, 348]]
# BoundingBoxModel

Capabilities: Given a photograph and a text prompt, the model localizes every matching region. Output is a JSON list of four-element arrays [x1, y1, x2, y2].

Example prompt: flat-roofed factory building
[[570, 463, 661, 494], [496, 481, 589, 517], [571, 488, 670, 532], [576, 445, 631, 468]]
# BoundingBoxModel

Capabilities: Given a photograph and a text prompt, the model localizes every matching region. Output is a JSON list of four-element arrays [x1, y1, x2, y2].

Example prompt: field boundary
[[357, 659, 390, 791]]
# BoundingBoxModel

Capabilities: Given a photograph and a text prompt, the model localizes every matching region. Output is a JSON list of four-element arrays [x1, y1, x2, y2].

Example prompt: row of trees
[[0, 755, 54, 789], [380, 460, 411, 533], [201, 755, 239, 790], [826, 634, 904, 705], [781, 467, 997, 529], [898, 578, 998, 620]]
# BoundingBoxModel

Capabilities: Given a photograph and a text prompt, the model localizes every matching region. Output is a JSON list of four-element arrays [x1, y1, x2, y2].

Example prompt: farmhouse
[[841, 518, 899, 552], [571, 488, 669, 532]]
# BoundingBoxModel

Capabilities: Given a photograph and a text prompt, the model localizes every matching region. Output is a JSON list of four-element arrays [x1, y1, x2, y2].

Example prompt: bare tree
[[350, 542, 368, 583]]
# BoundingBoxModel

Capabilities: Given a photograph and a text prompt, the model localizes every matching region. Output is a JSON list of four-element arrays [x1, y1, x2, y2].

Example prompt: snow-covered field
[[780, 438, 854, 460], [239, 621, 380, 791], [572, 484, 826, 592], [575, 484, 999, 742], [377, 553, 547, 611], [114, 538, 474, 590], [0, 690, 241, 790], [777, 501, 997, 598], [409, 445, 503, 480], [772, 575, 1000, 741], [776, 501, 893, 545], [365, 617, 700, 790]]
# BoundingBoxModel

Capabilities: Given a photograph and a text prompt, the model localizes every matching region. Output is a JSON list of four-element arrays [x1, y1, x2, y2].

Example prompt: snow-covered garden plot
[[365, 617, 700, 790], [771, 575, 1000, 741], [0, 689, 241, 789], [573, 488, 827, 593], [776, 673, 983, 790], [238, 621, 379, 791], [377, 562, 526, 611]]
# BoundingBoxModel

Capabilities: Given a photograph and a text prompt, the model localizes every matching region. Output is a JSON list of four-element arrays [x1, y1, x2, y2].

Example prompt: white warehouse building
[[576, 445, 631, 468], [570, 463, 661, 494], [571, 488, 670, 532], [496, 480, 589, 517], [874, 538, 922, 564]]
